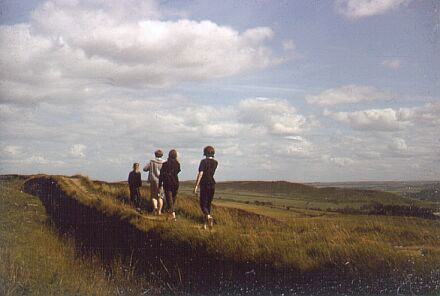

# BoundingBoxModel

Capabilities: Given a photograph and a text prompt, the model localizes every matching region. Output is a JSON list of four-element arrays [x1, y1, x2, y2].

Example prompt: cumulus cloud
[[238, 97, 309, 135], [305, 85, 393, 106], [281, 136, 314, 157], [405, 102, 440, 126], [388, 138, 407, 151], [282, 39, 295, 51], [2, 145, 22, 156], [70, 144, 87, 158], [336, 0, 411, 19], [321, 154, 355, 167], [324, 107, 412, 131], [382, 59, 401, 69], [0, 0, 283, 105]]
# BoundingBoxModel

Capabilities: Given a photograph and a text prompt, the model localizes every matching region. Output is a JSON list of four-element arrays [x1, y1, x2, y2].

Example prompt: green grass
[[180, 180, 439, 210], [59, 176, 440, 273], [0, 177, 158, 296], [4, 174, 440, 294]]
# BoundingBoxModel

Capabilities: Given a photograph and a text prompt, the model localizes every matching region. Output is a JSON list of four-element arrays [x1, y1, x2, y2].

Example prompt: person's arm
[[194, 171, 203, 194], [143, 162, 150, 172]]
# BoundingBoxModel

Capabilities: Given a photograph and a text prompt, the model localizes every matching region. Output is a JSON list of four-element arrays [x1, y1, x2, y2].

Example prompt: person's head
[[168, 149, 177, 160], [132, 162, 139, 171], [203, 146, 215, 157], [154, 149, 163, 158]]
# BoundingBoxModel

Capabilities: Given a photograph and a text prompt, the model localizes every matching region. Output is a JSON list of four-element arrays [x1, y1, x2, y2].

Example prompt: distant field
[[2, 175, 440, 295], [180, 180, 439, 211]]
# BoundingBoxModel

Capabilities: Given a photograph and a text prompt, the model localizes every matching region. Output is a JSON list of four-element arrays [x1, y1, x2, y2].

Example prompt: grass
[[0, 177, 159, 296], [180, 180, 439, 211], [4, 174, 440, 294]]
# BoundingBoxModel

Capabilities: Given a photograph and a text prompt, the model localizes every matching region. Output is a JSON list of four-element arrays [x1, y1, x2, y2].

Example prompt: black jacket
[[159, 159, 181, 190], [128, 171, 142, 189]]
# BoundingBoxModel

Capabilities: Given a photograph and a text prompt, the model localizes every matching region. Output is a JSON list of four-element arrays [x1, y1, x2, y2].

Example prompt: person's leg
[[171, 188, 178, 220], [134, 188, 141, 209], [206, 185, 215, 215], [165, 190, 173, 214], [157, 197, 163, 215], [129, 188, 135, 205], [150, 181, 158, 213], [199, 185, 209, 216]]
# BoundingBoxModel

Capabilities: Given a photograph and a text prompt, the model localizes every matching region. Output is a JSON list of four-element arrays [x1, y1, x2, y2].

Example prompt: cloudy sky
[[1, 0, 439, 182]]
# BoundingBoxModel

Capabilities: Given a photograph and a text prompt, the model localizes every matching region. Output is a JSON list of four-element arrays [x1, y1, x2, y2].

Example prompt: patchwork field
[[1, 175, 440, 295]]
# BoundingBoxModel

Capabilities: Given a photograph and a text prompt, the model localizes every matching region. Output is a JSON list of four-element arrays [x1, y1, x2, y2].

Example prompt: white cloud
[[305, 85, 393, 106], [281, 136, 314, 157], [2, 145, 22, 156], [15, 155, 65, 166], [382, 59, 401, 69], [388, 137, 407, 151], [70, 144, 87, 158], [0, 0, 284, 104], [321, 154, 355, 167], [336, 0, 411, 19], [406, 102, 440, 126], [282, 39, 295, 51], [324, 107, 411, 131], [238, 97, 309, 135]]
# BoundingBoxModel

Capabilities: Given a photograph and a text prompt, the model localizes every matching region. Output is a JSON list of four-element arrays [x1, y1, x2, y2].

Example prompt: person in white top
[[143, 150, 165, 215]]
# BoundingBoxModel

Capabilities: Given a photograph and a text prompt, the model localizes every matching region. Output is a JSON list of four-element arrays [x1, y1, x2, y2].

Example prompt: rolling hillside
[[2, 174, 440, 295]]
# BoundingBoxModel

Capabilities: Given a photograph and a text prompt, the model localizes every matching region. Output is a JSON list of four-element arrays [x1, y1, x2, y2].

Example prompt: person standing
[[128, 162, 142, 211], [194, 146, 218, 229], [143, 150, 165, 215], [159, 149, 181, 221]]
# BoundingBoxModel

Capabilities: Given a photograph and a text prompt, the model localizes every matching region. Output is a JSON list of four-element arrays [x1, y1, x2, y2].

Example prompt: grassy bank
[[19, 174, 440, 295], [0, 177, 159, 296]]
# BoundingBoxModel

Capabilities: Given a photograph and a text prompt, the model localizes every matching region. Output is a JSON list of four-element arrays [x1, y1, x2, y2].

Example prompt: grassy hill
[[180, 180, 438, 212], [2, 174, 440, 295]]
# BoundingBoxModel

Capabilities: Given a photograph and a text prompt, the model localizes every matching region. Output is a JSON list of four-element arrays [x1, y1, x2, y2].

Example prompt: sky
[[0, 0, 439, 182]]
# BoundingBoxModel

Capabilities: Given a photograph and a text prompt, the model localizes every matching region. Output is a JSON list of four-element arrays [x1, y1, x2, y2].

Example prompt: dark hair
[[133, 162, 139, 170], [168, 149, 177, 159], [155, 149, 163, 158], [203, 146, 215, 157]]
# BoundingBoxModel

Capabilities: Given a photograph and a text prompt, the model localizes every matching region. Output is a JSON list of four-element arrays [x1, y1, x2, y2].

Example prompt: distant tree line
[[329, 202, 439, 220]]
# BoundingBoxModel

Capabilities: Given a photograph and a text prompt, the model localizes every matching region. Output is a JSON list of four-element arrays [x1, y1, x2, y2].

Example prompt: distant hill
[[214, 180, 314, 195], [180, 180, 437, 211]]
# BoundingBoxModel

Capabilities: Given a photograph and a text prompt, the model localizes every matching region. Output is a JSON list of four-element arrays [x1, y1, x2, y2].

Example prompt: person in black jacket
[[194, 146, 218, 229], [128, 162, 142, 211], [159, 149, 181, 221]]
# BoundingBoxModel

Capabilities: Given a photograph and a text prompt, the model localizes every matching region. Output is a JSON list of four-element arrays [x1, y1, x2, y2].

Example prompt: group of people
[[128, 146, 218, 229]]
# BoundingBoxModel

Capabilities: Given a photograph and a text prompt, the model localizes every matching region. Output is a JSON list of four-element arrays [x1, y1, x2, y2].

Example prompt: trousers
[[200, 183, 215, 216]]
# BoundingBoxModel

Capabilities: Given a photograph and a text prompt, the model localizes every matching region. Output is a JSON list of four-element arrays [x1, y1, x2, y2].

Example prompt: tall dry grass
[[0, 178, 159, 296]]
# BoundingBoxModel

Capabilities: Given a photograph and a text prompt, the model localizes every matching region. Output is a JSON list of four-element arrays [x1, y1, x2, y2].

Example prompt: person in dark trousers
[[128, 162, 142, 211], [159, 149, 181, 221], [194, 146, 218, 229]]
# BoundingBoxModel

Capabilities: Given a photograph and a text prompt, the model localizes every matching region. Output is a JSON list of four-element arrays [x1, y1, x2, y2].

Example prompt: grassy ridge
[[0, 177, 158, 296], [21, 175, 440, 294]]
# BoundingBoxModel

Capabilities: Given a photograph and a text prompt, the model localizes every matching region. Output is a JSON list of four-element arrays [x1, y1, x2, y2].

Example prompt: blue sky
[[0, 0, 439, 182]]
